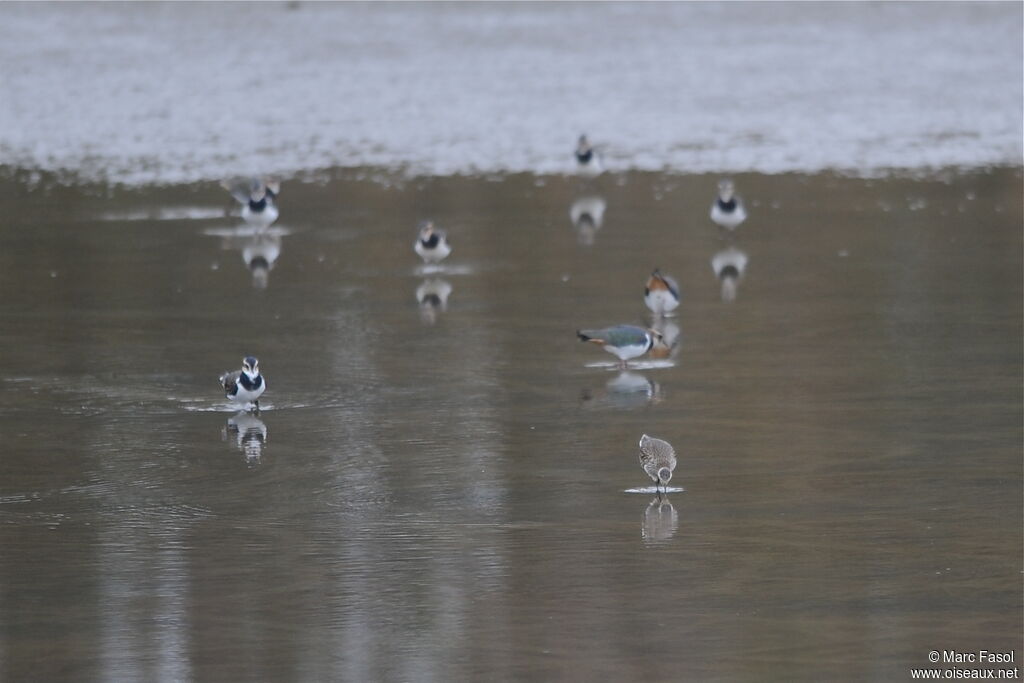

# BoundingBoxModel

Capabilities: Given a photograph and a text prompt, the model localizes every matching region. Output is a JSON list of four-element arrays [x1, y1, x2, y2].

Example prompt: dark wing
[[220, 369, 241, 393], [577, 328, 607, 344]]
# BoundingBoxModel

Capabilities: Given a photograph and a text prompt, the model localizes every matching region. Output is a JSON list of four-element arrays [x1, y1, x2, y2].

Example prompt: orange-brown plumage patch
[[649, 343, 671, 359], [646, 274, 671, 292]]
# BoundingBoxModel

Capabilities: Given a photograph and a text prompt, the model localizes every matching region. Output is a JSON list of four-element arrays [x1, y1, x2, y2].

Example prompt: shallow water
[[0, 168, 1021, 681]]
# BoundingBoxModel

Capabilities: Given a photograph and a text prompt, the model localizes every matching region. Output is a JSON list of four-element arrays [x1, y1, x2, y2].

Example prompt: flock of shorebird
[[216, 135, 748, 490]]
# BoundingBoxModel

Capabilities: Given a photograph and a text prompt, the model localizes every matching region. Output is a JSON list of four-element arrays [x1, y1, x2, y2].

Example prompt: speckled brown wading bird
[[638, 434, 677, 495]]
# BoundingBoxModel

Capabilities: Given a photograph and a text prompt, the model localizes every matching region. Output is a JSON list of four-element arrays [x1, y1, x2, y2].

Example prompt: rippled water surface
[[0, 169, 1021, 681]]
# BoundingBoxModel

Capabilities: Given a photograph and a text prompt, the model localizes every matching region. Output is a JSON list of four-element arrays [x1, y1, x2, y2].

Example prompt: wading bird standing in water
[[638, 434, 677, 495], [577, 325, 663, 369], [575, 134, 603, 174], [222, 177, 281, 230], [644, 268, 680, 317], [710, 178, 746, 230], [220, 356, 266, 412], [414, 220, 451, 264]]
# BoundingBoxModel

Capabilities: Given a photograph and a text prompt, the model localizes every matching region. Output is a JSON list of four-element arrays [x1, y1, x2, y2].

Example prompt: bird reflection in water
[[580, 371, 660, 409], [569, 195, 606, 245], [205, 226, 288, 289], [648, 317, 681, 361], [607, 371, 661, 406], [711, 246, 749, 303], [223, 411, 268, 464], [415, 278, 453, 324], [241, 230, 282, 289], [642, 496, 679, 544]]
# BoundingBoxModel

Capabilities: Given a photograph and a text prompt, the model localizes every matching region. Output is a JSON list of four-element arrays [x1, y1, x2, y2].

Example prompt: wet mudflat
[[0, 168, 1020, 681]]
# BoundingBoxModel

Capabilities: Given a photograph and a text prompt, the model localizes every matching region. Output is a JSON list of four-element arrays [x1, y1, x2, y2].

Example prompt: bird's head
[[249, 185, 267, 203], [242, 356, 260, 379], [717, 178, 735, 201]]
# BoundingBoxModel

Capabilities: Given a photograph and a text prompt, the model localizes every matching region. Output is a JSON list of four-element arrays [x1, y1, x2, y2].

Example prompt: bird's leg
[[252, 400, 260, 415], [619, 358, 627, 370]]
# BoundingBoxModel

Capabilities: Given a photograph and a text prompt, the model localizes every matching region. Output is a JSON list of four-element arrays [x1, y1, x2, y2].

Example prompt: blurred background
[[0, 2, 1020, 181], [0, 3, 1020, 682]]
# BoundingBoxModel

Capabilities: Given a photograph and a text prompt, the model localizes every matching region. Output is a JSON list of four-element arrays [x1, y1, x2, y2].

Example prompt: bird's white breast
[[645, 289, 679, 314], [577, 156, 603, 175], [415, 239, 451, 263], [231, 380, 265, 403], [710, 202, 746, 229], [605, 341, 650, 361], [242, 203, 279, 228]]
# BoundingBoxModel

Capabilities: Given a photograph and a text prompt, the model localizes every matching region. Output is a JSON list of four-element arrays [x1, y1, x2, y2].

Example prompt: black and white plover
[[710, 178, 747, 230], [219, 356, 266, 411], [222, 177, 280, 229], [414, 221, 451, 264], [575, 134, 603, 174]]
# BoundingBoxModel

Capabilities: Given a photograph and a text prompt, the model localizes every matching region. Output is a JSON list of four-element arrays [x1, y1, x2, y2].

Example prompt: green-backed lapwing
[[577, 325, 662, 369]]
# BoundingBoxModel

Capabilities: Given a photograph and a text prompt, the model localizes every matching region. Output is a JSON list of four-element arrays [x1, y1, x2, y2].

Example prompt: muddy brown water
[[0, 169, 1020, 681]]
